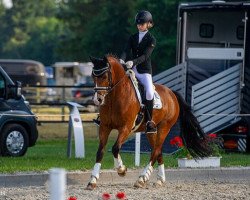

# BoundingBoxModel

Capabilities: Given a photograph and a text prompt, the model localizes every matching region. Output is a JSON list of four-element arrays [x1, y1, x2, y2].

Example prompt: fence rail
[[21, 85, 97, 123]]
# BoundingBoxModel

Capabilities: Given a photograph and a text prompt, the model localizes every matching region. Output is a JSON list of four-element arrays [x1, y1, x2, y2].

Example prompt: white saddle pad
[[127, 70, 162, 109]]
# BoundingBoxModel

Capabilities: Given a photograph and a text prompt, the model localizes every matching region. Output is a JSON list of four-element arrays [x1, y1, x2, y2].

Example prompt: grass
[[0, 123, 250, 173], [0, 138, 159, 173]]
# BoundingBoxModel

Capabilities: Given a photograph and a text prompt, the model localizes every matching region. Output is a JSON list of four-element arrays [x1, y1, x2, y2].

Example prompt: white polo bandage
[[157, 164, 166, 182], [114, 154, 124, 168], [140, 162, 153, 182], [91, 163, 101, 179]]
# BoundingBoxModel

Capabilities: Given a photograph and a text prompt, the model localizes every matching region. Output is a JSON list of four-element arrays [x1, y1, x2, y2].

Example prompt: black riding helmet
[[135, 10, 153, 25]]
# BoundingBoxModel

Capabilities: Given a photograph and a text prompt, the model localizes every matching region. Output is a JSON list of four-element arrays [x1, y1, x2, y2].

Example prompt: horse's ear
[[103, 56, 108, 64], [89, 55, 97, 63]]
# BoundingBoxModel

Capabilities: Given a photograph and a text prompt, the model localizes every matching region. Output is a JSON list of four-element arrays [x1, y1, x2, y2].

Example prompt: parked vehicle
[[124, 1, 250, 154], [0, 59, 46, 86], [176, 0, 250, 152], [0, 66, 38, 156], [71, 76, 94, 102], [0, 59, 47, 103]]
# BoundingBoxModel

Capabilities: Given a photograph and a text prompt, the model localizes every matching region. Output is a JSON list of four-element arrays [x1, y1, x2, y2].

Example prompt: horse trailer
[[154, 1, 250, 152]]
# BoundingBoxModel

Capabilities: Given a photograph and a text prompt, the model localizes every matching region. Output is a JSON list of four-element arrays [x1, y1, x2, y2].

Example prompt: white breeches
[[133, 67, 154, 100]]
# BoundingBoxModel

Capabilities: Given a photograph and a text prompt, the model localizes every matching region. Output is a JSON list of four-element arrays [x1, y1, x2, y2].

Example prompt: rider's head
[[135, 10, 153, 31]]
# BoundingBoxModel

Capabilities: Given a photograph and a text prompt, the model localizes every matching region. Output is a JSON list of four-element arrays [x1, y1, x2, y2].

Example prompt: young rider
[[120, 10, 157, 134]]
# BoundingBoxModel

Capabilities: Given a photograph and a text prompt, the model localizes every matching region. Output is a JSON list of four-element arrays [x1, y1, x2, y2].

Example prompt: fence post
[[135, 132, 141, 166], [67, 102, 85, 158], [62, 87, 65, 122], [36, 82, 41, 104]]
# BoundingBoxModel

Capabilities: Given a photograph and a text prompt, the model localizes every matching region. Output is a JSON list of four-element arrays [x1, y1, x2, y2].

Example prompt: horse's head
[[90, 55, 126, 105], [90, 55, 121, 106]]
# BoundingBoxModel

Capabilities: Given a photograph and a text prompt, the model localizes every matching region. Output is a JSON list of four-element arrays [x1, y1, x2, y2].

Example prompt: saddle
[[126, 69, 162, 132], [126, 69, 162, 109]]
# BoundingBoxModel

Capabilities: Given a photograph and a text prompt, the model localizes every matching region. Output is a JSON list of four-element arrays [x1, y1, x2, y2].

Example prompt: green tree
[[0, 0, 65, 65], [57, 0, 136, 61]]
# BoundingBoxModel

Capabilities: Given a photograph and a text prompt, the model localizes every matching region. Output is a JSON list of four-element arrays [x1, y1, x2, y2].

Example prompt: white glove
[[119, 59, 125, 64], [125, 61, 133, 69]]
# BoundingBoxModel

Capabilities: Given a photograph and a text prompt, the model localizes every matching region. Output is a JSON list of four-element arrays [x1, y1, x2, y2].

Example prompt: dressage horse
[[86, 55, 212, 190]]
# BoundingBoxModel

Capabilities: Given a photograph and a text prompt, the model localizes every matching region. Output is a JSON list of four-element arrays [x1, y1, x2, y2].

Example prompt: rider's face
[[137, 23, 148, 32]]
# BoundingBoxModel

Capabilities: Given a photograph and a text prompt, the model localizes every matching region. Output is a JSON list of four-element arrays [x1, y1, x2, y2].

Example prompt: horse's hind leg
[[155, 152, 165, 186], [86, 125, 111, 190], [146, 135, 165, 186], [134, 125, 170, 188]]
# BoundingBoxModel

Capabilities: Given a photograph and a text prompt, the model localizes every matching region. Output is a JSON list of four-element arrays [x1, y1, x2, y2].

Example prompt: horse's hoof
[[117, 166, 127, 177], [85, 182, 96, 190], [153, 179, 165, 187], [134, 180, 146, 188]]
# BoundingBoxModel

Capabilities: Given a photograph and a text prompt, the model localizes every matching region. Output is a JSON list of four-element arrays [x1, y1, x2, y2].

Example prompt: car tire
[[0, 124, 29, 157]]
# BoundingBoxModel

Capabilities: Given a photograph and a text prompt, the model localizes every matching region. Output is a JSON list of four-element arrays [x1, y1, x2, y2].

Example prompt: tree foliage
[[0, 0, 232, 72], [0, 0, 65, 65]]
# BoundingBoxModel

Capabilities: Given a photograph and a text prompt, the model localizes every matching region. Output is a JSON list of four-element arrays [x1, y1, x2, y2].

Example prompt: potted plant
[[170, 133, 222, 168]]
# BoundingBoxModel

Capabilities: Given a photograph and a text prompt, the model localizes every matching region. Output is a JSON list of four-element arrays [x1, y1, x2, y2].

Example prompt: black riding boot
[[93, 114, 100, 126], [145, 99, 157, 134]]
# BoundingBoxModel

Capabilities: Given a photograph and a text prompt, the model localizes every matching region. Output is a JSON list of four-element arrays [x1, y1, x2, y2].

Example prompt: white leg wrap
[[140, 162, 153, 182], [91, 163, 101, 180], [157, 164, 166, 183], [114, 154, 124, 168], [114, 154, 126, 174]]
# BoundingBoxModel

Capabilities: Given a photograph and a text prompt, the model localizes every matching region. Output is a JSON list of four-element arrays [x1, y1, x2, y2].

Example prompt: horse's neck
[[108, 75, 137, 109]]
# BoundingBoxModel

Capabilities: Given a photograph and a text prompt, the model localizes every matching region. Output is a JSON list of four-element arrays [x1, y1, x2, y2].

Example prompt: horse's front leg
[[112, 127, 130, 177], [86, 125, 111, 190]]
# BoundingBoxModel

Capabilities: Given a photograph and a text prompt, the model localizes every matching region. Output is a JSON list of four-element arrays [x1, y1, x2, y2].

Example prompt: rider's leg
[[133, 68, 156, 134], [93, 114, 100, 126], [145, 99, 157, 133]]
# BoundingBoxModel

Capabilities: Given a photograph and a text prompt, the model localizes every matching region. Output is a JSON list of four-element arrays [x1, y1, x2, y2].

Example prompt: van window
[[0, 60, 46, 86], [200, 23, 214, 38], [0, 74, 5, 98], [0, 62, 40, 75], [237, 26, 244, 40]]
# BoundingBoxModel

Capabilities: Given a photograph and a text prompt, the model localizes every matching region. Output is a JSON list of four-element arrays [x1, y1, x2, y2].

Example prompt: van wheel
[[0, 124, 29, 157]]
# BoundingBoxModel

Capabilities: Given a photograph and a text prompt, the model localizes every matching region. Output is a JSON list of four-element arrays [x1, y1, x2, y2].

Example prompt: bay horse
[[86, 55, 212, 190]]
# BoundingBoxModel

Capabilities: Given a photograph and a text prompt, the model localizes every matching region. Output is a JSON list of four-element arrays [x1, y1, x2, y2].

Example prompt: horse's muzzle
[[93, 92, 105, 105]]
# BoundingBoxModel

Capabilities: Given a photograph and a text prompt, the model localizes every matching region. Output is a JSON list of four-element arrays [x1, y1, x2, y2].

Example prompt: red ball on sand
[[68, 196, 77, 200], [102, 192, 111, 200], [116, 192, 126, 199]]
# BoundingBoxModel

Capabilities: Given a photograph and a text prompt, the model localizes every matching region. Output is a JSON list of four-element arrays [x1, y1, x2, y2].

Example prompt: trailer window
[[237, 26, 244, 40], [199, 24, 214, 38]]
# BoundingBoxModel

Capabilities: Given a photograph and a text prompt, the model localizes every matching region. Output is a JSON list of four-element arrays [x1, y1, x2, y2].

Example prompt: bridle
[[92, 62, 127, 97]]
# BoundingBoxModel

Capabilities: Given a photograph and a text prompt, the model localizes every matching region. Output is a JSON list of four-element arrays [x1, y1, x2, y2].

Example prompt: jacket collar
[[136, 31, 150, 44]]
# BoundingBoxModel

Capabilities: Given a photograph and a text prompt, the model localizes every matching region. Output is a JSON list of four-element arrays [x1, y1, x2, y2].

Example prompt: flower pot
[[178, 157, 221, 168]]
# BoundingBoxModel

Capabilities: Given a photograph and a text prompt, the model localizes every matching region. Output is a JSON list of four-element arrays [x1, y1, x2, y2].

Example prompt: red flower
[[170, 136, 184, 148], [116, 192, 126, 199], [68, 197, 77, 200], [102, 193, 111, 200], [208, 133, 217, 139]]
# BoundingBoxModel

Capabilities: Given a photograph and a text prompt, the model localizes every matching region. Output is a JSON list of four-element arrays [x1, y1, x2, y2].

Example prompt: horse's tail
[[173, 91, 212, 158]]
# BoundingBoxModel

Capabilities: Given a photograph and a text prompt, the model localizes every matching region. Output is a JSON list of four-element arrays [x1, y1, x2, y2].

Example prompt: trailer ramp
[[191, 63, 242, 133]]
